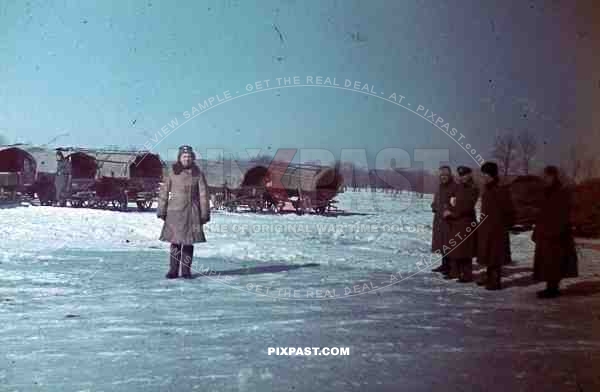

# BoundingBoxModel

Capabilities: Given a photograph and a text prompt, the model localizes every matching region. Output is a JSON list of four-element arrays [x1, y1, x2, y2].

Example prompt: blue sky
[[0, 0, 585, 169]]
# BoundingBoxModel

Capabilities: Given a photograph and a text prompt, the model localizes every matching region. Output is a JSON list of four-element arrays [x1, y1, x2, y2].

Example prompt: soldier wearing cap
[[443, 165, 479, 282], [54, 150, 71, 207], [157, 145, 210, 279]]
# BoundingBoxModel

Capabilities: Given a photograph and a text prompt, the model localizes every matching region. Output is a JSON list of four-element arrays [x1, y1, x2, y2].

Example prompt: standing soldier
[[476, 162, 515, 290], [157, 145, 210, 279], [431, 166, 454, 276], [532, 166, 578, 298], [54, 150, 71, 207], [443, 166, 479, 282]]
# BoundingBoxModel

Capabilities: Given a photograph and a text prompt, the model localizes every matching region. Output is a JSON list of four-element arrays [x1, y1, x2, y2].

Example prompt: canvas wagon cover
[[0, 145, 37, 187], [77, 149, 163, 179]]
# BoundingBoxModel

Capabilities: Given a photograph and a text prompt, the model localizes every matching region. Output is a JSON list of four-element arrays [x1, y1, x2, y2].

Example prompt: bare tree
[[517, 130, 537, 175], [492, 132, 517, 176]]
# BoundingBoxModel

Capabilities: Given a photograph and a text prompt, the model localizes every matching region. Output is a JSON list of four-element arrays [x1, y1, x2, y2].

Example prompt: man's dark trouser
[[441, 255, 449, 272], [504, 233, 512, 265], [485, 266, 502, 290], [457, 258, 473, 282], [433, 255, 450, 274], [447, 258, 460, 279], [167, 244, 194, 278]]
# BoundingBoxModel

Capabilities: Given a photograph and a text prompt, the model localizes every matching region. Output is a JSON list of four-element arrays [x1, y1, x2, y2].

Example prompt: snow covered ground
[[1, 191, 600, 391]]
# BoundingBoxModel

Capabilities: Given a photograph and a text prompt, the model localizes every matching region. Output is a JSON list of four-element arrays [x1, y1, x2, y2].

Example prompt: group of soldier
[[431, 162, 578, 299]]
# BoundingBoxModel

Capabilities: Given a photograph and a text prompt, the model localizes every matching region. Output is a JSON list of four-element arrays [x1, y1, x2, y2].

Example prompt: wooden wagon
[[63, 151, 102, 208], [87, 149, 165, 211], [0, 146, 37, 203], [216, 161, 344, 215]]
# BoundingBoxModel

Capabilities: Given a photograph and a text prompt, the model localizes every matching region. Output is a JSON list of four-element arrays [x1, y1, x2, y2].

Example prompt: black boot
[[476, 269, 488, 286], [458, 259, 473, 283], [537, 281, 560, 298], [166, 244, 180, 279], [180, 245, 194, 279], [485, 267, 502, 290], [444, 259, 459, 279], [432, 256, 449, 273]]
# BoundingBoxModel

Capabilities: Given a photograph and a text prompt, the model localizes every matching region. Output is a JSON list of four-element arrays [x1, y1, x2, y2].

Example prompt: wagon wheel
[[226, 201, 238, 213], [250, 201, 260, 213], [276, 202, 283, 214], [95, 200, 109, 209], [290, 200, 302, 215], [270, 201, 281, 214], [111, 192, 128, 211], [136, 199, 153, 211]]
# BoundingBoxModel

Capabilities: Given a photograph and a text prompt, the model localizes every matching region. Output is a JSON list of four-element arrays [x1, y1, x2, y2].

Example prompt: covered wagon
[[24, 146, 61, 205], [17, 147, 98, 207], [90, 149, 165, 211], [218, 160, 344, 215], [0, 146, 37, 202], [280, 163, 344, 214], [64, 151, 100, 208]]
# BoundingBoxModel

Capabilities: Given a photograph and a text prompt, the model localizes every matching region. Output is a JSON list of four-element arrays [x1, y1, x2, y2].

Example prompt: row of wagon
[[0, 145, 164, 211], [0, 145, 345, 215]]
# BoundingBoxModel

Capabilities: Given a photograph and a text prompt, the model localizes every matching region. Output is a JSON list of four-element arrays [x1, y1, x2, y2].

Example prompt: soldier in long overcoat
[[431, 166, 455, 275], [157, 145, 210, 279], [54, 151, 71, 207], [476, 162, 515, 290], [532, 166, 578, 298], [443, 166, 479, 282]]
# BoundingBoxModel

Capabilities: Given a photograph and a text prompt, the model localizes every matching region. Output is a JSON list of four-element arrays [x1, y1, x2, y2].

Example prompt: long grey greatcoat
[[445, 180, 479, 259], [532, 184, 578, 282], [431, 181, 455, 255], [157, 165, 210, 245], [55, 159, 71, 199], [477, 180, 515, 267]]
